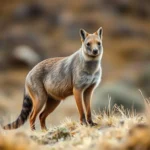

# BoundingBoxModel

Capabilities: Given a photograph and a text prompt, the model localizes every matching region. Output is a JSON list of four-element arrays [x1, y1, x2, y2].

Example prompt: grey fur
[[25, 28, 104, 101], [3, 28, 104, 130], [25, 46, 103, 100]]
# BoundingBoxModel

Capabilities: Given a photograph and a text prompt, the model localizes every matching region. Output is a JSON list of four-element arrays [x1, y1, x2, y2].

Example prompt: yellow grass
[[1, 95, 150, 150]]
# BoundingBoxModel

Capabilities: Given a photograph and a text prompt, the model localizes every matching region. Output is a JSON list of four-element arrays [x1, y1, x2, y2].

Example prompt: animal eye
[[86, 42, 90, 47], [97, 42, 101, 46]]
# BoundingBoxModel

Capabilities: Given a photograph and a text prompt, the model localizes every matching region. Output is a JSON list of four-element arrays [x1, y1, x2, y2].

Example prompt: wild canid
[[3, 27, 103, 131]]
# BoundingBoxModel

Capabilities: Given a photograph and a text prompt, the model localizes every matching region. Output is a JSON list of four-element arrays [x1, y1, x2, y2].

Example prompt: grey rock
[[92, 82, 144, 112]]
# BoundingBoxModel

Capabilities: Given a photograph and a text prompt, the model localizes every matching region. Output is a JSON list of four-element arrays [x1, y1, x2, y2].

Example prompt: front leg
[[73, 87, 87, 126], [83, 84, 97, 126]]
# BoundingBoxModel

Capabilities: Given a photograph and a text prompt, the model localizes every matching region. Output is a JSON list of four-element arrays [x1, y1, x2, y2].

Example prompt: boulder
[[13, 45, 41, 67], [92, 81, 144, 112]]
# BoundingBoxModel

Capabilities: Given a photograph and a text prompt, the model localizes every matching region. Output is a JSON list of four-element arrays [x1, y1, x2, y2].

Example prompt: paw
[[81, 121, 88, 126], [88, 121, 98, 127]]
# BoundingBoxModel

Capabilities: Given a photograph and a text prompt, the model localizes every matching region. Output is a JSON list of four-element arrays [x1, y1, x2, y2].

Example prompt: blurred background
[[0, 0, 150, 128]]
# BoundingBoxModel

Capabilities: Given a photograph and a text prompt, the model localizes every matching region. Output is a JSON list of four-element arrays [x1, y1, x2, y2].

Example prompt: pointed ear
[[79, 29, 88, 42], [96, 27, 103, 39]]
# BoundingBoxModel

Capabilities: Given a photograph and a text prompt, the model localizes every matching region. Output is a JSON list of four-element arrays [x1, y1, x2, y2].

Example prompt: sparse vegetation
[[1, 97, 150, 150]]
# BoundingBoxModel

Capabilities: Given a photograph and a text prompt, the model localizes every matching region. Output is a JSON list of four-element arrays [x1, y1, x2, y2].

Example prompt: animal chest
[[75, 70, 101, 89]]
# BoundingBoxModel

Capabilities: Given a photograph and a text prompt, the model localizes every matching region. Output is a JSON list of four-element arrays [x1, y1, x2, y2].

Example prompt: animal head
[[79, 27, 103, 60]]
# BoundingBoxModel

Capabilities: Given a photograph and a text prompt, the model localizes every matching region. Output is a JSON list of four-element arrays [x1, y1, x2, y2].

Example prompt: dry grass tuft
[[1, 96, 150, 150]]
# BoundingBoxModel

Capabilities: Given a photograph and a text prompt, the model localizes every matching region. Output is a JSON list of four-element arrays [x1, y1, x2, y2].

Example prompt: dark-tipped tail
[[3, 95, 33, 130]]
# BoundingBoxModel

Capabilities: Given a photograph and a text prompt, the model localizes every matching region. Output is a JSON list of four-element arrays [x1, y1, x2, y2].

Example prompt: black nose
[[93, 49, 98, 55]]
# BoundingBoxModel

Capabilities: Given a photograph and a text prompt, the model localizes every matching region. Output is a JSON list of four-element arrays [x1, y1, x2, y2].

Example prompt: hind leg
[[39, 97, 60, 131], [27, 86, 47, 130], [29, 97, 47, 130]]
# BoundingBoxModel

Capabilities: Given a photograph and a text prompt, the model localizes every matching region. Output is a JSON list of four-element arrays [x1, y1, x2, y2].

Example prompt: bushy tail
[[3, 94, 33, 130]]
